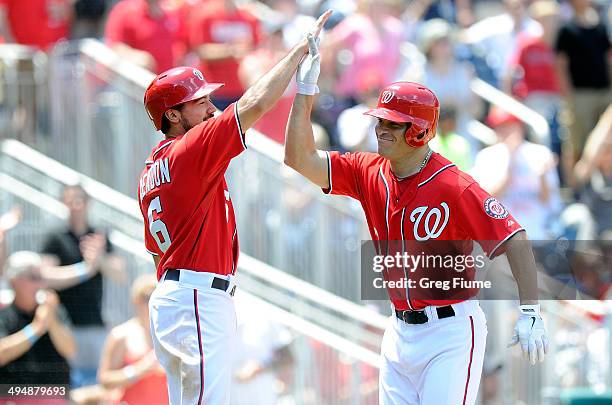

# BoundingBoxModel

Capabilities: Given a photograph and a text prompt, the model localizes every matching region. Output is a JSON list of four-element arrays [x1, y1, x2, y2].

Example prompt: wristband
[[22, 324, 40, 345], [73, 261, 90, 283], [519, 304, 540, 316], [296, 83, 319, 96], [124, 365, 137, 382]]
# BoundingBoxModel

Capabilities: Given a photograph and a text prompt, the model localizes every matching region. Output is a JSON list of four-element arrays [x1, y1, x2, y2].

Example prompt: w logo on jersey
[[409, 202, 450, 241]]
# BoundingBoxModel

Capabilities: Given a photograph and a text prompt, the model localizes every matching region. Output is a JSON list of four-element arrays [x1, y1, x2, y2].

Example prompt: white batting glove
[[508, 304, 549, 365], [296, 34, 320, 95]]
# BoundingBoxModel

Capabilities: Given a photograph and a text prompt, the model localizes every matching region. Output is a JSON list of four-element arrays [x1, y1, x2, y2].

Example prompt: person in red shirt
[[98, 274, 169, 405], [503, 0, 562, 147], [285, 36, 549, 404], [105, 0, 182, 73], [0, 0, 71, 50], [139, 12, 331, 405], [189, 0, 262, 110]]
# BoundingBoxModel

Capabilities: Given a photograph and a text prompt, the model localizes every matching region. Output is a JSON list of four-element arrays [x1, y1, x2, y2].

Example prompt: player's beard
[[180, 113, 214, 133]]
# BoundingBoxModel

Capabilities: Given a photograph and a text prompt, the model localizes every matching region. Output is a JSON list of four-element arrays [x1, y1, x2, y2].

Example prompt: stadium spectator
[[471, 107, 562, 240], [403, 0, 475, 28], [231, 293, 293, 405], [189, 0, 262, 110], [0, 252, 76, 387], [238, 22, 293, 143], [464, 0, 541, 86], [565, 106, 612, 239], [97, 273, 168, 405], [41, 184, 125, 388], [0, 0, 71, 50], [554, 0, 611, 164], [71, 0, 108, 39], [429, 107, 473, 170], [268, 0, 316, 48], [322, 0, 403, 105], [105, 0, 183, 73], [504, 0, 562, 149], [408, 18, 479, 142]]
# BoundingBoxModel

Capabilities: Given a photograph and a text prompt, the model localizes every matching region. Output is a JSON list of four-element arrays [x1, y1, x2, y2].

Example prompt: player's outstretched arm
[[236, 10, 332, 132], [504, 230, 549, 365], [284, 35, 330, 189], [505, 231, 538, 305]]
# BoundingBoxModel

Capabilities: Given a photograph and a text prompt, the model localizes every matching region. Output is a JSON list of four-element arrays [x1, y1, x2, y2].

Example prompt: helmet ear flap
[[404, 122, 427, 147]]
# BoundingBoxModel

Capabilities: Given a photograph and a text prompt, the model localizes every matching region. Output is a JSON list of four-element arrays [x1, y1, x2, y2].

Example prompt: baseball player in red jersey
[[285, 36, 549, 404], [138, 11, 332, 405]]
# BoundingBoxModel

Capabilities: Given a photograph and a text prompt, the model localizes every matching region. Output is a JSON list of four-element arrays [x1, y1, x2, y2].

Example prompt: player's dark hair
[[160, 104, 185, 135]]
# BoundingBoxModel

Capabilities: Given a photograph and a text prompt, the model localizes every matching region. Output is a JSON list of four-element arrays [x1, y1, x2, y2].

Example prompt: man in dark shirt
[[555, 0, 610, 166], [0, 251, 76, 388], [41, 184, 124, 388]]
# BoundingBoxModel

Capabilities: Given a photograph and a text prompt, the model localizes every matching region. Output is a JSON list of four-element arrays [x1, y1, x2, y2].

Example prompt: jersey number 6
[[148, 196, 171, 253]]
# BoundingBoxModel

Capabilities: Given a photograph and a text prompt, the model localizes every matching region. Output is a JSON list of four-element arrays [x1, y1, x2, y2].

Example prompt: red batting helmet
[[364, 82, 440, 148], [144, 66, 224, 130]]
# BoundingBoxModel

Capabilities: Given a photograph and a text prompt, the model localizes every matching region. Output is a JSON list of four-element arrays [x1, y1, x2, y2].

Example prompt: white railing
[[470, 77, 551, 144]]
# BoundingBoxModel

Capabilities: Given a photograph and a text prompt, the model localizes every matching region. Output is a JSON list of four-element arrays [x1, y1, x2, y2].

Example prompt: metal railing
[[470, 77, 551, 145]]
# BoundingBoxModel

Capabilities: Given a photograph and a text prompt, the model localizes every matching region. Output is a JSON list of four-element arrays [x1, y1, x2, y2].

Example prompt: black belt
[[164, 269, 235, 296], [395, 305, 455, 324]]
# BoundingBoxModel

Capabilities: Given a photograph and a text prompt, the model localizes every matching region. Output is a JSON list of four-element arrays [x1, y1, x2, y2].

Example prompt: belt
[[395, 305, 455, 324], [164, 269, 236, 296]]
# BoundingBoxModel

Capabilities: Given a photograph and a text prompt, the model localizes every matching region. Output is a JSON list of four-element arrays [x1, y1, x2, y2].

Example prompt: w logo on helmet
[[381, 91, 395, 104]]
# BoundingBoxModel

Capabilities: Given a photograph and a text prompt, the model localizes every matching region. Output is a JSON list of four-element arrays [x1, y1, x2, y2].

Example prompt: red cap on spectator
[[486, 106, 521, 128]]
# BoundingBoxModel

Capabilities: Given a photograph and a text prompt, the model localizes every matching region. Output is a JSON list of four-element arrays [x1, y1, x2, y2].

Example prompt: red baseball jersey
[[324, 151, 524, 310], [138, 103, 246, 280]]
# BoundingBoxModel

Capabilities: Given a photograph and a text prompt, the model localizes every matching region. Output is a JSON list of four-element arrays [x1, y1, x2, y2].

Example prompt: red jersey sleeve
[[456, 182, 524, 259], [323, 151, 364, 200], [182, 102, 246, 179]]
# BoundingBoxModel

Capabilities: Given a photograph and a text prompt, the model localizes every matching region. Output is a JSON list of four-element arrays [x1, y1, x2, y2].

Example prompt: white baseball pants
[[380, 300, 487, 405], [149, 270, 237, 405]]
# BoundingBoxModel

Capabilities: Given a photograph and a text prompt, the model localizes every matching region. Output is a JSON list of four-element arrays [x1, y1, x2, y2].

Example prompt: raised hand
[[80, 233, 106, 270], [298, 10, 332, 56], [296, 34, 321, 95]]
